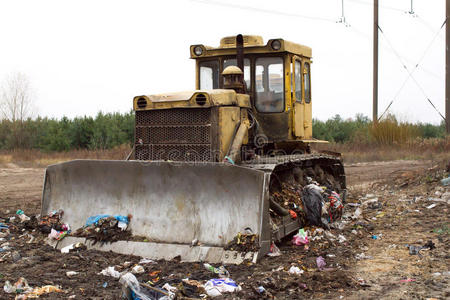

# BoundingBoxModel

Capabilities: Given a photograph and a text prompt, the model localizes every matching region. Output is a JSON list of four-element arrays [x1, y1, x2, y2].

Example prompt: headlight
[[194, 46, 203, 56], [136, 97, 147, 109], [195, 94, 207, 106], [271, 40, 281, 50]]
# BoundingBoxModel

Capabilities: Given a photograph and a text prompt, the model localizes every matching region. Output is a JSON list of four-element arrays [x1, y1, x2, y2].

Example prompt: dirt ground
[[0, 159, 449, 299]]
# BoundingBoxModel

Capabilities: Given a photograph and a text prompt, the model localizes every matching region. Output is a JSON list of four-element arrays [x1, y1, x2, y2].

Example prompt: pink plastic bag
[[292, 229, 309, 245]]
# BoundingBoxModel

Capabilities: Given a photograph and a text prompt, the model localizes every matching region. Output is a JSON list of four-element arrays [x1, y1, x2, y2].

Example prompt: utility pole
[[373, 0, 379, 123], [446, 0, 450, 133]]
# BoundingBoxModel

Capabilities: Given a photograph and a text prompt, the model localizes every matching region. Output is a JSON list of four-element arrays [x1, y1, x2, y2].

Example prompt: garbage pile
[[73, 214, 132, 245], [38, 209, 71, 241], [38, 209, 66, 233], [270, 178, 344, 228], [117, 262, 241, 299], [120, 272, 209, 299], [224, 232, 260, 252], [3, 277, 63, 299]]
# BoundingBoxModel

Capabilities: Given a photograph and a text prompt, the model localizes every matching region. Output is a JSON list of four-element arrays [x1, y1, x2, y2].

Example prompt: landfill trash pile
[[38, 209, 65, 233], [270, 177, 344, 228], [224, 232, 259, 252], [0, 159, 448, 299], [73, 214, 132, 245], [3, 277, 63, 299], [38, 209, 71, 241]]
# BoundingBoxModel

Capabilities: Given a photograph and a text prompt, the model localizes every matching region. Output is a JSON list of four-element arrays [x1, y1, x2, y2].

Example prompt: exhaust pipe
[[236, 34, 245, 89]]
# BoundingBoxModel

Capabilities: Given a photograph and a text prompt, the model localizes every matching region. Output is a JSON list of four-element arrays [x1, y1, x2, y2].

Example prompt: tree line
[[313, 114, 447, 144], [0, 73, 446, 151], [0, 112, 446, 152], [0, 112, 134, 151]]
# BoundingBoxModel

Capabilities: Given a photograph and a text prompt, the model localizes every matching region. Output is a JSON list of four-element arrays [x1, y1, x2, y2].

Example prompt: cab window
[[255, 57, 284, 113], [199, 60, 219, 90], [223, 58, 251, 90], [295, 60, 302, 102], [304, 62, 311, 103]]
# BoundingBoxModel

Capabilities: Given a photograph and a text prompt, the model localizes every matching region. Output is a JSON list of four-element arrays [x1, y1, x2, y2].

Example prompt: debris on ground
[[203, 263, 230, 278], [407, 240, 436, 258], [267, 242, 281, 257], [203, 278, 242, 297], [131, 265, 145, 274], [288, 266, 304, 275], [99, 266, 122, 279], [38, 209, 67, 233], [270, 175, 345, 229], [0, 160, 448, 299], [73, 214, 132, 244], [316, 256, 326, 270], [61, 242, 86, 254], [224, 232, 259, 252], [3, 277, 62, 299]]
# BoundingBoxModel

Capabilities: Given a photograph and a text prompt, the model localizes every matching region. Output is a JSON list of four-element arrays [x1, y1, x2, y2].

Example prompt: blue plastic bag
[[85, 215, 129, 227]]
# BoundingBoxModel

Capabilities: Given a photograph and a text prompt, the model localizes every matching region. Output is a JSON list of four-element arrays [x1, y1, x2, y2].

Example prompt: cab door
[[292, 56, 304, 138], [303, 60, 312, 138]]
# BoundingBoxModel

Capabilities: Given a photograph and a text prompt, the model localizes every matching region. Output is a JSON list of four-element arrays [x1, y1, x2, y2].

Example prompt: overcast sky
[[0, 0, 445, 123]]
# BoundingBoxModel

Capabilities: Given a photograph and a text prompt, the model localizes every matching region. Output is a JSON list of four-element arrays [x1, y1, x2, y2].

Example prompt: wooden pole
[[446, 0, 450, 133], [373, 0, 379, 123]]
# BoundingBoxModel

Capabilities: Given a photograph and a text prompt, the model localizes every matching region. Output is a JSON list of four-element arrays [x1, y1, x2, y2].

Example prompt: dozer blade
[[42, 160, 271, 263]]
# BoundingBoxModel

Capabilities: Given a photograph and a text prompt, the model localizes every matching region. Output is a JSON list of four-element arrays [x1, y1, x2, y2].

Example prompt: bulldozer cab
[[191, 35, 314, 142]]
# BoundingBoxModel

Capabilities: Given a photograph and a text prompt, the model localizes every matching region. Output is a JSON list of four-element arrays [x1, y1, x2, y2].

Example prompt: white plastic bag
[[203, 278, 242, 297], [99, 266, 121, 279]]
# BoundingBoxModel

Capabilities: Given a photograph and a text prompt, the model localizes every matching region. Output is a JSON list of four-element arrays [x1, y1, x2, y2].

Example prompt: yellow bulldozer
[[42, 35, 345, 263]]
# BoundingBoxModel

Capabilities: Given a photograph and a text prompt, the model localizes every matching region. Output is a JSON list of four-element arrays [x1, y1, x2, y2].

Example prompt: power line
[[417, 15, 445, 41], [377, 20, 447, 121], [347, 0, 404, 12], [189, 0, 336, 23], [410, 75, 446, 121]]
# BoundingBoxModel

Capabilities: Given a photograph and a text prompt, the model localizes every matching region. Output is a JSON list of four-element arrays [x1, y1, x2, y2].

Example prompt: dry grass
[[1, 138, 449, 168], [369, 117, 421, 145], [316, 137, 450, 164], [0, 145, 132, 168], [316, 116, 449, 164]]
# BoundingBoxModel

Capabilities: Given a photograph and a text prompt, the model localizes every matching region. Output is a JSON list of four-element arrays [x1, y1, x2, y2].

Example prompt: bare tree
[[0, 72, 34, 122]]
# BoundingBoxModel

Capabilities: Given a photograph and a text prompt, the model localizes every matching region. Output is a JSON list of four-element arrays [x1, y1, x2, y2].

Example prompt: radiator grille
[[135, 108, 213, 162], [135, 125, 211, 144], [136, 108, 211, 126]]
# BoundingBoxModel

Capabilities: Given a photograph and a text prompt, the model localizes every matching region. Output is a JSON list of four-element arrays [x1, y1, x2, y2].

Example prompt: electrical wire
[[377, 19, 446, 121], [410, 75, 447, 121], [189, 0, 445, 122], [189, 0, 336, 23], [346, 0, 404, 13]]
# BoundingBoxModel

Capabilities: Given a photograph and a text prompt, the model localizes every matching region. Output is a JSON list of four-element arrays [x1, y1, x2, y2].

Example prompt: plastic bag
[[120, 272, 170, 300], [132, 265, 145, 274], [326, 191, 343, 222], [292, 228, 309, 245], [4, 281, 15, 293], [316, 256, 326, 270], [288, 266, 304, 275], [204, 278, 242, 297], [85, 215, 129, 227], [48, 228, 68, 240], [301, 186, 324, 226], [267, 243, 281, 257], [99, 266, 121, 278]]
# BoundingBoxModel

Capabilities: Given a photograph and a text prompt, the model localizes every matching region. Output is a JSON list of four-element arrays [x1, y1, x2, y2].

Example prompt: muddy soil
[[0, 159, 448, 299]]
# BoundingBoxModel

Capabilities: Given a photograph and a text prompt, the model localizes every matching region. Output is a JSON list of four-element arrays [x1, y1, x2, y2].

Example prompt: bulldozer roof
[[190, 35, 312, 59]]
